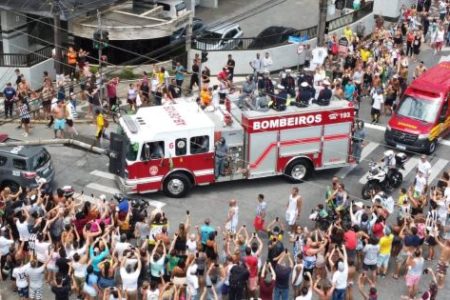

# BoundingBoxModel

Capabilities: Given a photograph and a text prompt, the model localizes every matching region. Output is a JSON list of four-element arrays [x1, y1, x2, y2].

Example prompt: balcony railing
[[0, 45, 53, 67], [192, 1, 373, 51]]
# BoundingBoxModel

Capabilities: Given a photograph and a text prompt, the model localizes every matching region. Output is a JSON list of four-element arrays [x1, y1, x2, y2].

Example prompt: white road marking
[[86, 183, 122, 195], [336, 142, 379, 179], [90, 170, 116, 180], [359, 156, 419, 185], [428, 158, 449, 184]]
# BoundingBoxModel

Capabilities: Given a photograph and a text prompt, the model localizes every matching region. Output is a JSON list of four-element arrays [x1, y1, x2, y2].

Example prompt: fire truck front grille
[[391, 129, 418, 144]]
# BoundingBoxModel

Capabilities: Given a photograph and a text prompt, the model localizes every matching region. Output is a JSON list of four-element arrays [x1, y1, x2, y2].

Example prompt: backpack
[[229, 265, 248, 289]]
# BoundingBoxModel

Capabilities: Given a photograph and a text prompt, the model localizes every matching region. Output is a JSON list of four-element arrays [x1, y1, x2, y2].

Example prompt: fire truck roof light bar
[[123, 115, 139, 134]]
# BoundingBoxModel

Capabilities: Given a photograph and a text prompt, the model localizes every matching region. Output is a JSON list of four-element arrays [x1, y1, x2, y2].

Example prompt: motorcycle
[[361, 152, 408, 200]]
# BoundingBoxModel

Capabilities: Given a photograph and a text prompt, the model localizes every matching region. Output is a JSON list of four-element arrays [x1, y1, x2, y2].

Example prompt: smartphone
[[284, 249, 288, 253], [243, 224, 246, 228], [275, 217, 279, 222], [186, 210, 190, 215]]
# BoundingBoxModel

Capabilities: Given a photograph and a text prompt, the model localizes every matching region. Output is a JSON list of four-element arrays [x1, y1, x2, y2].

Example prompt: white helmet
[[384, 150, 394, 159]]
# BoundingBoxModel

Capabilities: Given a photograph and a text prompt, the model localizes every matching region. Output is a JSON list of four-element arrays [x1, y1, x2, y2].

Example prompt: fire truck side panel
[[248, 131, 278, 177], [278, 126, 322, 159], [321, 122, 352, 167]]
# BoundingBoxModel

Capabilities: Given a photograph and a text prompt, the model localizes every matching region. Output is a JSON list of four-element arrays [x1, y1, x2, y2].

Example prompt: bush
[[90, 65, 99, 74], [118, 67, 138, 80]]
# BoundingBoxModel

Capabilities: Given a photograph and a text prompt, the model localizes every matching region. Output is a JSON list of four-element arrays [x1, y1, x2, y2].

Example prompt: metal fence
[[0, 45, 53, 67], [191, 1, 373, 51]]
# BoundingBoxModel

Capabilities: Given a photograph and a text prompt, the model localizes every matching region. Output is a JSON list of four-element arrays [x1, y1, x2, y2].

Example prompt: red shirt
[[259, 278, 275, 300], [344, 230, 357, 250], [372, 223, 384, 239], [244, 255, 258, 278]]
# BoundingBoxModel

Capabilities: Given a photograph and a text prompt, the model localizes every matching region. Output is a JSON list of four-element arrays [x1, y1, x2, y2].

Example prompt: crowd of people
[[0, 159, 449, 300]]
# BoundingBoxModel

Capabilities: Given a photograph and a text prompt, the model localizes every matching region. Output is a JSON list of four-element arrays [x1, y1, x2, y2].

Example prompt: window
[[175, 138, 187, 156], [32, 150, 50, 169], [141, 141, 165, 161], [13, 159, 27, 170], [224, 29, 238, 41], [190, 136, 209, 154], [0, 156, 7, 166], [397, 96, 441, 123], [158, 3, 170, 11]]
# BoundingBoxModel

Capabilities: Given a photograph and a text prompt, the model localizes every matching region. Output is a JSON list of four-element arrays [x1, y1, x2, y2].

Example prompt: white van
[[156, 0, 187, 19]]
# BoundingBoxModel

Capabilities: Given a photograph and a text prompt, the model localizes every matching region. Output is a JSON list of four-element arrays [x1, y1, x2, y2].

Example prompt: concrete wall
[[373, 0, 401, 19], [1, 10, 29, 54], [0, 58, 55, 91], [188, 12, 375, 75], [199, 0, 218, 8]]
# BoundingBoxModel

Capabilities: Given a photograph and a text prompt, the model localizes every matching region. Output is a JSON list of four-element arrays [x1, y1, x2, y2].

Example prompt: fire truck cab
[[110, 98, 355, 198]]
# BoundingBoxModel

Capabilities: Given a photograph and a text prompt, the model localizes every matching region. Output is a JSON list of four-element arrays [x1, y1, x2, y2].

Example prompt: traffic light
[[335, 0, 345, 10], [93, 30, 109, 50], [201, 51, 208, 63]]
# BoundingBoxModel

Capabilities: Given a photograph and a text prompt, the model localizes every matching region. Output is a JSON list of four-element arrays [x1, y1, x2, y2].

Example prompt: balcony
[[0, 45, 53, 67]]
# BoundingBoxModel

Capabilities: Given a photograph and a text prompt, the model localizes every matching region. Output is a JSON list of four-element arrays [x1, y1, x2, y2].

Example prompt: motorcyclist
[[382, 150, 396, 171]]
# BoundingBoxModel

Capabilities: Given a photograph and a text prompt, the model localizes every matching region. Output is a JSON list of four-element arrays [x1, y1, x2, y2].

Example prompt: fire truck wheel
[[427, 140, 437, 154], [285, 159, 312, 182], [163, 173, 191, 198]]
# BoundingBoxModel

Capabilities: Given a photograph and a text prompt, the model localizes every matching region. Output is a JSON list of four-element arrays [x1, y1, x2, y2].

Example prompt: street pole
[[53, 0, 63, 76], [97, 9, 104, 102], [317, 0, 328, 47]]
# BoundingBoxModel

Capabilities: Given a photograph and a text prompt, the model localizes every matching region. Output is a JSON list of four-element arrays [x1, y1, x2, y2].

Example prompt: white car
[[195, 24, 244, 51]]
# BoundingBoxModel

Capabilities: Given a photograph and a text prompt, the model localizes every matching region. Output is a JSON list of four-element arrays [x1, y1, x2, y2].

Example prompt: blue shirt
[[344, 83, 355, 100], [200, 224, 215, 245], [3, 87, 16, 100], [175, 66, 185, 81], [89, 245, 109, 273]]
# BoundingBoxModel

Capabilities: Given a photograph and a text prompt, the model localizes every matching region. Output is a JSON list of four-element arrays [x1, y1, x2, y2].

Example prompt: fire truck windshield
[[397, 96, 440, 123], [117, 124, 139, 161]]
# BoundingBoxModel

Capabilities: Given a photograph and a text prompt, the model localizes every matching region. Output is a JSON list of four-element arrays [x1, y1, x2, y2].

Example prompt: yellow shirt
[[360, 49, 371, 62], [200, 90, 212, 106], [379, 234, 394, 255], [96, 113, 104, 128], [344, 28, 353, 41], [398, 193, 408, 207]]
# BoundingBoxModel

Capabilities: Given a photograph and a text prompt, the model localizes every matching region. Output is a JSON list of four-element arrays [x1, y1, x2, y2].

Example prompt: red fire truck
[[110, 99, 355, 197]]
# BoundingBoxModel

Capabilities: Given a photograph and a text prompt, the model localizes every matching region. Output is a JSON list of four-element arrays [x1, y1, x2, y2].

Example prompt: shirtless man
[[52, 99, 66, 138], [414, 61, 427, 79], [312, 276, 335, 300], [435, 235, 450, 288]]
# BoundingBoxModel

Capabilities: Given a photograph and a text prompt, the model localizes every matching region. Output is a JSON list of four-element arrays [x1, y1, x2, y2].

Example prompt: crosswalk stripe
[[400, 157, 419, 178], [336, 142, 379, 179], [90, 170, 116, 180], [429, 158, 448, 184], [72, 192, 166, 208], [359, 156, 420, 185], [86, 183, 122, 195]]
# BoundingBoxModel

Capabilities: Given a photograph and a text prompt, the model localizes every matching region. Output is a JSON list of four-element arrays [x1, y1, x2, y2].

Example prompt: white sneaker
[[23, 133, 28, 137]]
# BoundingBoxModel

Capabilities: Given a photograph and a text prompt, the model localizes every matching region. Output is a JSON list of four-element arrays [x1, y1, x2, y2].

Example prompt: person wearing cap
[[280, 69, 296, 98], [314, 80, 332, 106], [274, 84, 287, 111], [296, 81, 314, 107]]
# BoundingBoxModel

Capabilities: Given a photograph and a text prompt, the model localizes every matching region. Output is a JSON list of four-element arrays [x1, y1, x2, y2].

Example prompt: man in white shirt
[[414, 171, 427, 196], [34, 233, 51, 263], [15, 215, 30, 243], [120, 249, 142, 297], [262, 52, 273, 72], [12, 260, 30, 300], [113, 234, 132, 258], [187, 263, 199, 299], [26, 260, 46, 300], [417, 155, 432, 183], [332, 246, 348, 299], [371, 88, 384, 124], [0, 228, 14, 279], [249, 53, 263, 78]]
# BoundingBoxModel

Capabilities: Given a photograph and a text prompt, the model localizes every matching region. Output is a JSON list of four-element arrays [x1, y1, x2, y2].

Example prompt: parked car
[[248, 26, 298, 49], [195, 24, 243, 51], [0, 143, 55, 192], [156, 0, 187, 19], [170, 17, 206, 43]]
